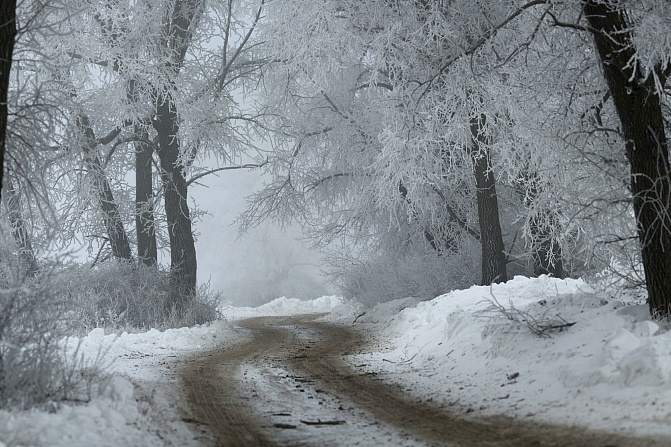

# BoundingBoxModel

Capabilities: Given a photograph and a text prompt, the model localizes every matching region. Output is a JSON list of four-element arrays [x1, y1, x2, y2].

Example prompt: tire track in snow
[[181, 315, 669, 447], [181, 317, 289, 447]]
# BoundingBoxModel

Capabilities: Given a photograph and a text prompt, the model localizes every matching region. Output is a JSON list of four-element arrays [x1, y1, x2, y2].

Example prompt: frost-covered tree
[[52, 0, 269, 303], [248, 0, 671, 314], [582, 0, 671, 316], [246, 0, 552, 292]]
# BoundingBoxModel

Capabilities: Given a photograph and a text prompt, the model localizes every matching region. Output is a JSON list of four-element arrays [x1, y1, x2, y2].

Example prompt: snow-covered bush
[[586, 256, 647, 304], [0, 254, 93, 410], [58, 262, 219, 332], [330, 242, 481, 306]]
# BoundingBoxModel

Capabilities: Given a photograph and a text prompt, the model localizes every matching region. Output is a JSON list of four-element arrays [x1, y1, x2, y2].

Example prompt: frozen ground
[[0, 297, 341, 447], [328, 275, 671, 438], [1, 278, 671, 446]]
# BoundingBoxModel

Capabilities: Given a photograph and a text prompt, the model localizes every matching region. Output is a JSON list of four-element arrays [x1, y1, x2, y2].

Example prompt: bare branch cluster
[[478, 288, 576, 338]]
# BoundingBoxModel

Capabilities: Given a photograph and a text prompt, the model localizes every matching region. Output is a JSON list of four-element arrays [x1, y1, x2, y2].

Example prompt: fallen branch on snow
[[477, 285, 576, 338], [300, 419, 347, 426]]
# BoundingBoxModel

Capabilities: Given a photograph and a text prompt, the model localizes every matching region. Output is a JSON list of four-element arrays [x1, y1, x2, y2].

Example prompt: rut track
[[180, 319, 288, 447], [181, 315, 669, 447]]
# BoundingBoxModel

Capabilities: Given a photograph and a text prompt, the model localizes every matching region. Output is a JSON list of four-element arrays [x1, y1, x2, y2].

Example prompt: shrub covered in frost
[[58, 262, 220, 333], [329, 241, 481, 306], [0, 258, 93, 410]]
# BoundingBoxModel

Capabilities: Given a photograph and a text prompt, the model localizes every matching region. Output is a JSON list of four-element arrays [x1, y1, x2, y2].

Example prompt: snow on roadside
[[329, 275, 671, 437], [220, 295, 343, 320], [0, 295, 343, 447], [0, 320, 236, 447], [0, 376, 154, 447]]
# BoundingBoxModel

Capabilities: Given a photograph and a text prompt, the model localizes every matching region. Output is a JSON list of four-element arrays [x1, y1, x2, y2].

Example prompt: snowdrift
[[337, 275, 671, 436]]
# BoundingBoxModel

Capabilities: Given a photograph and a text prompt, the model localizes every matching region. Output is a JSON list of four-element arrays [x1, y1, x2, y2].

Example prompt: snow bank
[[0, 294, 347, 447], [220, 295, 343, 320], [341, 275, 671, 436], [0, 321, 235, 447], [0, 376, 155, 447], [67, 320, 231, 368]]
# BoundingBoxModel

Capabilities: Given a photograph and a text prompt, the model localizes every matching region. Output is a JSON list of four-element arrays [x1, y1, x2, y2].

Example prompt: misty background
[[191, 167, 333, 307]]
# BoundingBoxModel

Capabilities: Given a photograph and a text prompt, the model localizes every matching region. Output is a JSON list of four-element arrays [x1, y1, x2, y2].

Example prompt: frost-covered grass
[[0, 259, 220, 414], [57, 262, 220, 333], [0, 266, 92, 411]]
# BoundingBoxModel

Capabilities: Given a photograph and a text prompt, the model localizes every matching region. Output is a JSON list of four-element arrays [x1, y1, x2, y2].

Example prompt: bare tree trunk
[[147, 0, 202, 304], [134, 127, 158, 266], [585, 1, 671, 317], [127, 79, 158, 266], [76, 114, 133, 261], [470, 114, 507, 285], [0, 0, 17, 204], [154, 93, 197, 303], [5, 178, 38, 277]]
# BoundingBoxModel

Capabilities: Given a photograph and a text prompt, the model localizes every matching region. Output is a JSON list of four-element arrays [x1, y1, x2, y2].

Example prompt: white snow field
[[2, 277, 671, 445]]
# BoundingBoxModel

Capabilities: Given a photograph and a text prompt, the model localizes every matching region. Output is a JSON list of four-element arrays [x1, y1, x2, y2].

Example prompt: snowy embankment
[[0, 296, 342, 447], [219, 295, 343, 319], [329, 276, 671, 437], [2, 279, 670, 446]]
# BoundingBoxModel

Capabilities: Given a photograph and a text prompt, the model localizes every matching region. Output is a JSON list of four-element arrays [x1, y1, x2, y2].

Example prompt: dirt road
[[180, 315, 667, 447]]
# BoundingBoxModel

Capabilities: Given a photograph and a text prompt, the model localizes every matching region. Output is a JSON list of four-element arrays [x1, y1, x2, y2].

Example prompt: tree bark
[[134, 126, 158, 266], [148, 0, 201, 304], [5, 178, 39, 277], [76, 114, 133, 261], [585, 1, 671, 317], [154, 93, 197, 303], [470, 114, 507, 285], [0, 0, 17, 204], [127, 79, 158, 266]]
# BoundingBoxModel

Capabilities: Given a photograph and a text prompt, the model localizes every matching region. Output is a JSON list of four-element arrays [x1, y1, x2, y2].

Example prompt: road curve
[[181, 315, 668, 447]]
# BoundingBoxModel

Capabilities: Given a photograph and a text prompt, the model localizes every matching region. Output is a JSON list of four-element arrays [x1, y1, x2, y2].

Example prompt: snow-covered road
[[5, 280, 671, 446], [177, 315, 665, 447]]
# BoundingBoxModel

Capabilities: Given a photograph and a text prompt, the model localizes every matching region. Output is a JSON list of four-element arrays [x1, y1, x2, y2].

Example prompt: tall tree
[[154, 91, 197, 301], [75, 112, 133, 261], [470, 114, 507, 284], [0, 0, 17, 203], [134, 125, 157, 266], [247, 0, 519, 290], [585, 0, 671, 316], [151, 0, 202, 302], [92, 0, 159, 266], [127, 79, 157, 266]]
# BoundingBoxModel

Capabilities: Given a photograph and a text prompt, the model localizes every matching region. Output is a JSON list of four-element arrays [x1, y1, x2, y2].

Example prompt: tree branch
[[186, 160, 269, 187], [216, 0, 265, 92], [306, 172, 352, 191], [418, 0, 549, 99], [431, 186, 481, 240]]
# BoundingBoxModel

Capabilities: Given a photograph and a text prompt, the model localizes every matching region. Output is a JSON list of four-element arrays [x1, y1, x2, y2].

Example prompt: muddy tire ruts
[[181, 315, 668, 447]]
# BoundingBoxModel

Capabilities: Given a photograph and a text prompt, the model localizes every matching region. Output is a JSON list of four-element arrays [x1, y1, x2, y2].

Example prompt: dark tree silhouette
[[585, 1, 671, 316], [470, 114, 507, 285], [0, 0, 17, 203]]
